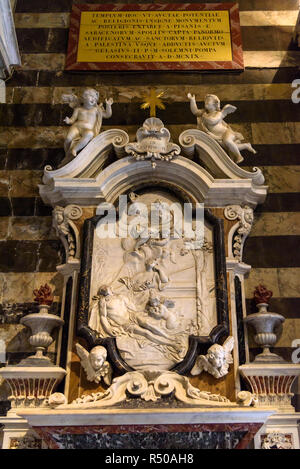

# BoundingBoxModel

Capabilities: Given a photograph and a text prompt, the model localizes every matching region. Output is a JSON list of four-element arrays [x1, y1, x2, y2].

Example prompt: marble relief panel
[[87, 190, 218, 371]]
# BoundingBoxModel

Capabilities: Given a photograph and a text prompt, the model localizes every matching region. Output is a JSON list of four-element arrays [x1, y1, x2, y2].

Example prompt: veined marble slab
[[18, 407, 274, 427]]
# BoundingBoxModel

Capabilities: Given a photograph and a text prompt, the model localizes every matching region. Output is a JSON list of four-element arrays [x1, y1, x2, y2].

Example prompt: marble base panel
[[33, 423, 262, 450], [0, 411, 46, 449], [254, 413, 300, 449], [16, 407, 273, 450]]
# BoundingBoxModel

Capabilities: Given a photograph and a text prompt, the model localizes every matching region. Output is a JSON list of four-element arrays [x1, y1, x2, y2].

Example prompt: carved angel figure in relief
[[75, 343, 112, 386], [187, 93, 256, 164], [191, 336, 234, 379], [62, 88, 113, 158]]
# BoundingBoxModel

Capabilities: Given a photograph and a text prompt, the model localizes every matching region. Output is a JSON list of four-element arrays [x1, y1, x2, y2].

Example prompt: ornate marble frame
[[76, 207, 229, 375]]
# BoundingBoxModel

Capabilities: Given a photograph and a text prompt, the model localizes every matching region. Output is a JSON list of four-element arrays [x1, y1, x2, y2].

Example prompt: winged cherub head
[[89, 346, 107, 371], [207, 344, 226, 370]]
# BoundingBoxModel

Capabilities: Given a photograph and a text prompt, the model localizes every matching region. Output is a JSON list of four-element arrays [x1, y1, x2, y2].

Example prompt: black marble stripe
[[249, 347, 294, 362], [6, 68, 299, 89], [16, 28, 68, 54], [240, 144, 300, 167], [6, 71, 38, 87], [0, 144, 299, 171], [0, 103, 65, 127], [294, 394, 300, 412], [14, 26, 297, 54], [246, 298, 300, 318], [58, 277, 72, 371], [1, 100, 299, 126], [0, 400, 10, 416], [0, 302, 61, 324], [256, 193, 300, 212], [0, 148, 65, 170], [5, 351, 56, 364], [244, 235, 300, 268], [16, 0, 73, 12], [0, 197, 52, 217], [235, 276, 246, 365], [0, 240, 62, 272], [15, 0, 300, 13]]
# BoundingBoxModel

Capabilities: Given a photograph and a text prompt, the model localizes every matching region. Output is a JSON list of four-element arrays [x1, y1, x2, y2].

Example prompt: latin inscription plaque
[[66, 3, 243, 71]]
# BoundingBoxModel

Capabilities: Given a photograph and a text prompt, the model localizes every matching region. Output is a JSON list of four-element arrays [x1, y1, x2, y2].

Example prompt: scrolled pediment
[[39, 125, 267, 209], [42, 129, 129, 183], [179, 129, 265, 186]]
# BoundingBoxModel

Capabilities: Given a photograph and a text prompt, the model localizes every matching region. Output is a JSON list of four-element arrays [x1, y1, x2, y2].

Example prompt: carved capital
[[52, 205, 82, 262], [224, 205, 254, 261]]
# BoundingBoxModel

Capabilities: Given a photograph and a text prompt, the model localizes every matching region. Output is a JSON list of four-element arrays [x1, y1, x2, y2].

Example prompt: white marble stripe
[[14, 12, 70, 28], [0, 212, 299, 241], [0, 216, 54, 241], [13, 11, 300, 28], [6, 83, 297, 104], [244, 51, 300, 68], [239, 10, 299, 27], [252, 123, 300, 145], [0, 165, 298, 195], [245, 267, 300, 298], [250, 212, 300, 236], [0, 268, 299, 303], [263, 318, 300, 347], [0, 272, 62, 303], [1, 123, 300, 147]]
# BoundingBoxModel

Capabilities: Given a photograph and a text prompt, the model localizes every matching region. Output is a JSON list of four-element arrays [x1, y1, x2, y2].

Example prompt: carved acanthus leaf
[[224, 205, 254, 261], [51, 369, 255, 410], [52, 205, 82, 261]]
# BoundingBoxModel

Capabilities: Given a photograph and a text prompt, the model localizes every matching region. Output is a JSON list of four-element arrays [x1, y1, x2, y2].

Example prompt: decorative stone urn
[[20, 284, 64, 361], [244, 285, 285, 363], [0, 285, 66, 409], [240, 284, 300, 412]]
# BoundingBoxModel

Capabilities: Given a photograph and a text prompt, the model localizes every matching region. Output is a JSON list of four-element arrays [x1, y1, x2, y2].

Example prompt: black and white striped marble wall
[[0, 0, 299, 413]]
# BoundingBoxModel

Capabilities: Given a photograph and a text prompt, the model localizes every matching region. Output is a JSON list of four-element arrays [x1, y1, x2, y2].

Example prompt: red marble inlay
[[33, 422, 263, 450], [65, 3, 244, 71]]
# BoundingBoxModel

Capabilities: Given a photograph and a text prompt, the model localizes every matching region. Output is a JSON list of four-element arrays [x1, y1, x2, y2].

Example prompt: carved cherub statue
[[187, 93, 256, 164], [62, 88, 113, 158], [191, 336, 234, 379], [76, 343, 112, 385]]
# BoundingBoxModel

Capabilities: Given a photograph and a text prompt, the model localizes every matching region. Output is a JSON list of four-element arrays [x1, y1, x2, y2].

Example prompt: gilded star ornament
[[141, 88, 166, 117]]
